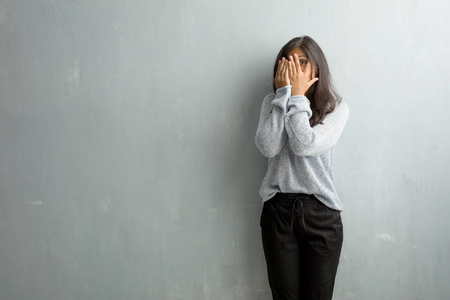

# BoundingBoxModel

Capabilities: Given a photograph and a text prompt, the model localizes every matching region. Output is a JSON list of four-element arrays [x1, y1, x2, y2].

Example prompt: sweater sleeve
[[284, 95, 349, 157], [254, 85, 292, 157]]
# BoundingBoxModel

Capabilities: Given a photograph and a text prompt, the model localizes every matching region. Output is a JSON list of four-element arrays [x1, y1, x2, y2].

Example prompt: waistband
[[271, 192, 319, 204], [269, 192, 315, 235]]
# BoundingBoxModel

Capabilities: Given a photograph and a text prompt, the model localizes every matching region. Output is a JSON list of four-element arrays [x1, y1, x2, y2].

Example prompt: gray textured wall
[[1, 0, 449, 299]]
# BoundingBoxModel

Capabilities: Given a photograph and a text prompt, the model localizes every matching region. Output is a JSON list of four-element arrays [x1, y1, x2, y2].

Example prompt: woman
[[254, 35, 350, 300]]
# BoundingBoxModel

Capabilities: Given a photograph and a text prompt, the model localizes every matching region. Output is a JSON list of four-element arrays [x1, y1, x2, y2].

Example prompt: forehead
[[288, 48, 307, 57]]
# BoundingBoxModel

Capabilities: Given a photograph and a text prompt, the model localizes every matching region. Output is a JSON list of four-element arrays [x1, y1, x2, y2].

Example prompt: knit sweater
[[255, 85, 349, 211]]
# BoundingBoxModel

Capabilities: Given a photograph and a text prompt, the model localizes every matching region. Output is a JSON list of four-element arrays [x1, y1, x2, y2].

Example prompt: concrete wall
[[1, 0, 449, 299]]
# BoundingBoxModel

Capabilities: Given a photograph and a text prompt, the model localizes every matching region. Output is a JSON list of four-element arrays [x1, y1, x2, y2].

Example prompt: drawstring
[[290, 197, 308, 235]]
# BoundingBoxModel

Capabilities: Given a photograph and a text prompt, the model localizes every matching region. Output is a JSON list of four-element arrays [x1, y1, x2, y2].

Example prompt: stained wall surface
[[1, 1, 449, 299]]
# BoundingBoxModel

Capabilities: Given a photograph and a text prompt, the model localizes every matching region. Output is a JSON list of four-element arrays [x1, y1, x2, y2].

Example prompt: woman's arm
[[254, 85, 292, 157], [284, 95, 350, 157]]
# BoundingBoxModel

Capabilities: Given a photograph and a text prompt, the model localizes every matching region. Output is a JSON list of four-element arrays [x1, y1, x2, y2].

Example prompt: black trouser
[[260, 192, 343, 300]]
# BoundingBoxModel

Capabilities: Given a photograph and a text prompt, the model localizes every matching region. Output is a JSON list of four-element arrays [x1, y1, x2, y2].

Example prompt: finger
[[279, 59, 285, 76], [280, 57, 286, 73], [294, 53, 301, 71], [280, 58, 287, 76], [284, 63, 290, 80], [290, 55, 298, 73], [288, 55, 296, 72], [308, 77, 319, 86], [282, 59, 288, 77]]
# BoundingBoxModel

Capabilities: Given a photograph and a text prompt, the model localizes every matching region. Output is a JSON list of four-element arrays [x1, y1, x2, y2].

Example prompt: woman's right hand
[[274, 57, 290, 90]]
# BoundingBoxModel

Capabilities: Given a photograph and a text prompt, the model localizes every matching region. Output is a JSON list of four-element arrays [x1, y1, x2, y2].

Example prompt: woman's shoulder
[[324, 98, 349, 123], [334, 98, 349, 116]]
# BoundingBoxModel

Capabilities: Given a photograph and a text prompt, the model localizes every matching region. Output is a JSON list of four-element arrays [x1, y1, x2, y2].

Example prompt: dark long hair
[[272, 36, 342, 127]]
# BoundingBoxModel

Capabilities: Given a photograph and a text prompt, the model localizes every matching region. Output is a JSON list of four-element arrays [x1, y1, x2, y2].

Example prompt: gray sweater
[[255, 85, 350, 211]]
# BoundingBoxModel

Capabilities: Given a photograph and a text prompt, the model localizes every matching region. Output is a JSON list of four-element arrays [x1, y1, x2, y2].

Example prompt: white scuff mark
[[68, 58, 80, 92], [254, 273, 267, 294], [377, 232, 397, 242], [207, 208, 217, 223], [202, 271, 210, 300], [375, 233, 427, 252], [100, 197, 111, 213], [27, 201, 43, 205], [73, 58, 80, 83], [166, 283, 186, 300]]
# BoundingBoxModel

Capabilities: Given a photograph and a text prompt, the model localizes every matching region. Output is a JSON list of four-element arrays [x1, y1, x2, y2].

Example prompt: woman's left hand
[[288, 53, 319, 96]]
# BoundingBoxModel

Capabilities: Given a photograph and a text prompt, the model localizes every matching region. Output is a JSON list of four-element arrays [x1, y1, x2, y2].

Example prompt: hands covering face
[[274, 57, 290, 90], [275, 54, 319, 96]]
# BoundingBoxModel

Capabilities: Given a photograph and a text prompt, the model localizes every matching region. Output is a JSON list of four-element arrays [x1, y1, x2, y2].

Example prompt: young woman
[[255, 36, 350, 300]]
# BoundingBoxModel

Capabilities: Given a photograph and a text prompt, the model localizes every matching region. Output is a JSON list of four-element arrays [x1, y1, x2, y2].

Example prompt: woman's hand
[[288, 53, 319, 96], [274, 57, 290, 90]]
